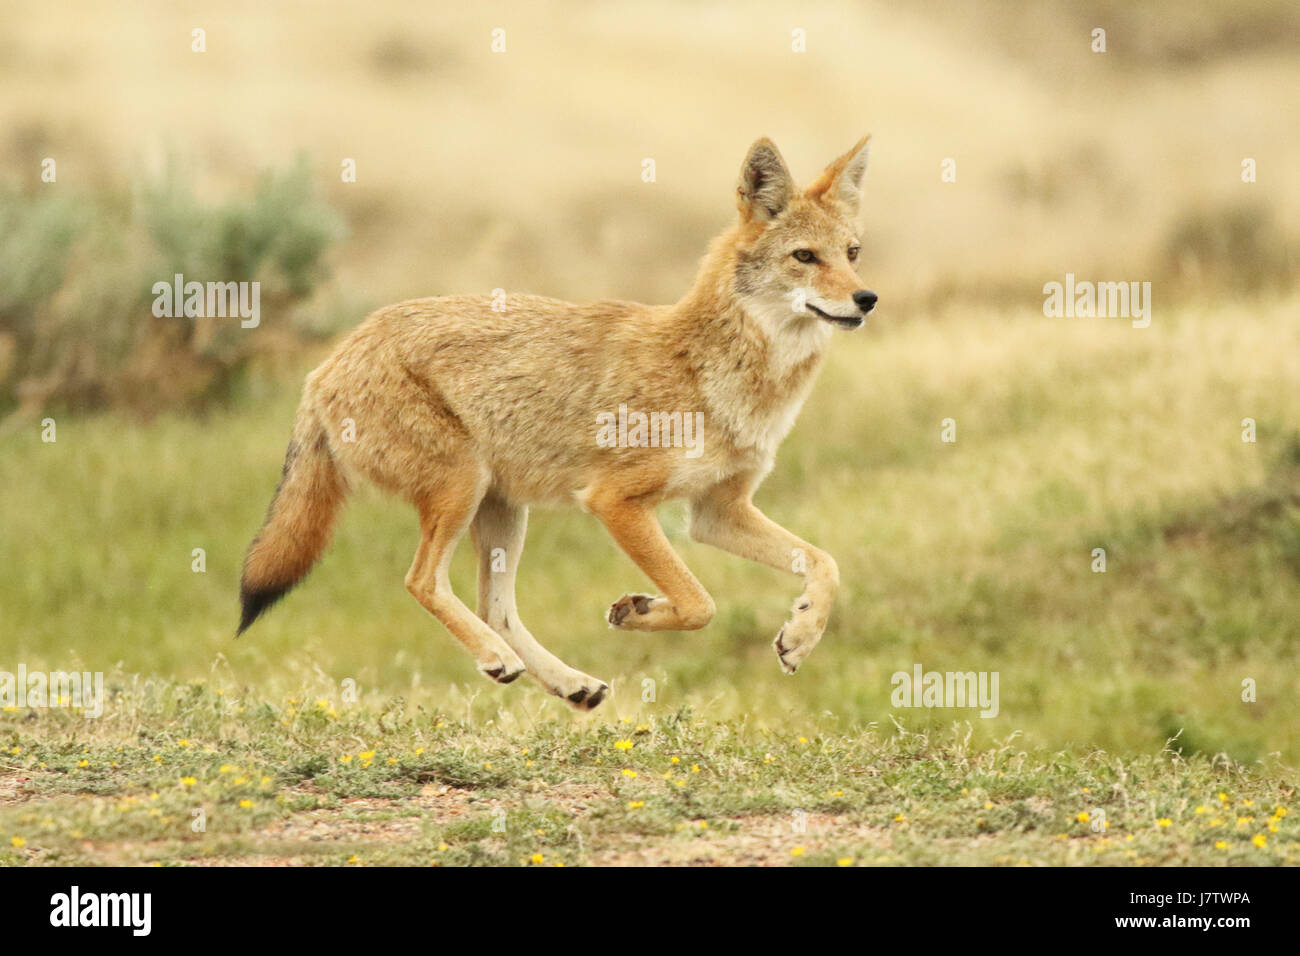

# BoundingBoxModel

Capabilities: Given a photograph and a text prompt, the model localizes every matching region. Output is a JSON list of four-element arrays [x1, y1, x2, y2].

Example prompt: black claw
[[609, 600, 632, 625], [567, 688, 589, 703], [611, 594, 655, 626], [497, 669, 522, 684], [586, 685, 609, 709]]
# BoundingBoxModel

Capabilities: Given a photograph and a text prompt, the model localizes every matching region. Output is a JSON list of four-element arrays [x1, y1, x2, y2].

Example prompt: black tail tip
[[237, 583, 291, 637]]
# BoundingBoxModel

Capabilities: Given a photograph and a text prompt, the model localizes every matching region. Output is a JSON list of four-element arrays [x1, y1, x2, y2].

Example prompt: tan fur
[[239, 136, 876, 708]]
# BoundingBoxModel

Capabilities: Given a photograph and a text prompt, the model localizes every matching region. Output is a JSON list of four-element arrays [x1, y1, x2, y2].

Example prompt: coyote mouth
[[805, 302, 864, 329]]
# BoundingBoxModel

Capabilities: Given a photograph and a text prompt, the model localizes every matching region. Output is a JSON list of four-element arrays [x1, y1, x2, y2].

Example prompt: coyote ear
[[806, 135, 871, 217], [736, 138, 794, 222]]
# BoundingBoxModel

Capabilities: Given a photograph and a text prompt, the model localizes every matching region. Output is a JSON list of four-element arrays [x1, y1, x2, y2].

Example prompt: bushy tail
[[238, 406, 347, 635]]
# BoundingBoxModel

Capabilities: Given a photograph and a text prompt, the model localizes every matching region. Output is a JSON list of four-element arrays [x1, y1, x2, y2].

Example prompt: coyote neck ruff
[[674, 228, 834, 460], [238, 135, 878, 710]]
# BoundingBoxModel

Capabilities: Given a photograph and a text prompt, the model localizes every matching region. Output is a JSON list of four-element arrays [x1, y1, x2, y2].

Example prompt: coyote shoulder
[[239, 136, 877, 709]]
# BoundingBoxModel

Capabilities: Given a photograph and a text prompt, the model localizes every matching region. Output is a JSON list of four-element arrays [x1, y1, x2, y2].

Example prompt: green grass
[[2, 293, 1299, 864], [0, 682, 1293, 866]]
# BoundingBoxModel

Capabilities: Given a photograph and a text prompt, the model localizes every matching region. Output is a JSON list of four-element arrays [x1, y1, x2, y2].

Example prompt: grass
[[2, 293, 1299, 865], [0, 680, 1293, 866], [4, 296, 1300, 754], [2, 0, 1298, 865]]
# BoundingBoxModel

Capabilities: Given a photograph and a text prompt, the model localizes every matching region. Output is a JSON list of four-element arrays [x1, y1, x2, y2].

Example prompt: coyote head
[[732, 136, 877, 335]]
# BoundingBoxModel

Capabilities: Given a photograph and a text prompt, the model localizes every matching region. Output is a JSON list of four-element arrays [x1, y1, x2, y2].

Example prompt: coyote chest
[[700, 339, 827, 466]]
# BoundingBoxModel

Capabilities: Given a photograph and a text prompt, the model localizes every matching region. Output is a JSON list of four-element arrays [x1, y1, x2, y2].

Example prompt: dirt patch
[[182, 781, 614, 865], [587, 812, 893, 866], [0, 771, 31, 807]]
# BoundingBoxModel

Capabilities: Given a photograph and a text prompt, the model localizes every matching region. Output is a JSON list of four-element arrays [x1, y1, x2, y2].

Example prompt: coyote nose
[[853, 290, 878, 313]]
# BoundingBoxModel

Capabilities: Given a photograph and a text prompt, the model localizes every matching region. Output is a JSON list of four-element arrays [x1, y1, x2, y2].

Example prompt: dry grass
[[1, 0, 1295, 310]]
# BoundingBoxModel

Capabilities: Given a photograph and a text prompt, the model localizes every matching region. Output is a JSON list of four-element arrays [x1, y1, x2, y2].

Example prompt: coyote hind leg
[[405, 467, 526, 685], [471, 494, 609, 709]]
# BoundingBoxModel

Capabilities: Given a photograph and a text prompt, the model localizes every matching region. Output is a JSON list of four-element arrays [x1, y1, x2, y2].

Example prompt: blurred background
[[1, 1, 1297, 760]]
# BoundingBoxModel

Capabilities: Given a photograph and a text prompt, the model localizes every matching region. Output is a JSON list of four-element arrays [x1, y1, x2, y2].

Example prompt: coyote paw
[[773, 607, 824, 674], [607, 592, 714, 631], [608, 593, 658, 628], [479, 649, 527, 685], [558, 678, 611, 711]]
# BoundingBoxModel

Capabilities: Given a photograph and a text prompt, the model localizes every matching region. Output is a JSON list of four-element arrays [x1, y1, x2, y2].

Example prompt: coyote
[[239, 136, 877, 709]]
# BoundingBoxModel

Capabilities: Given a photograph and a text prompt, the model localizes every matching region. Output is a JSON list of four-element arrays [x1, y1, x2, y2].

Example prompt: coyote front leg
[[690, 476, 839, 673], [581, 487, 716, 632]]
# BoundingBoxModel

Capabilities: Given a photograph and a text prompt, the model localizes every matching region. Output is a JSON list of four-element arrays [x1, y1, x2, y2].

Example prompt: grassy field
[[3, 292, 1299, 865], [0, 682, 1294, 867], [1, 0, 1298, 865]]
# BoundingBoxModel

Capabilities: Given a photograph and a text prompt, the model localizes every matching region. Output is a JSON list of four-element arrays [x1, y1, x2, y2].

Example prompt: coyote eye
[[792, 249, 817, 263], [847, 245, 860, 262]]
